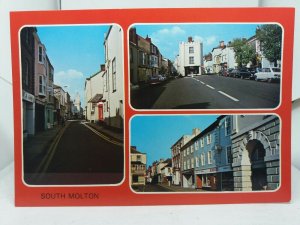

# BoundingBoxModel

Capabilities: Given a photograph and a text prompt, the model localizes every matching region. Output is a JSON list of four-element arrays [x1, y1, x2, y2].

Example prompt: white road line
[[218, 91, 239, 102], [200, 81, 205, 84], [206, 85, 215, 90]]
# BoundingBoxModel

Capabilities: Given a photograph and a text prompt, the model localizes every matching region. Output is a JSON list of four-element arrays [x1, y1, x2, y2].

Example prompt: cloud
[[194, 35, 217, 46], [55, 69, 84, 79], [157, 26, 186, 36]]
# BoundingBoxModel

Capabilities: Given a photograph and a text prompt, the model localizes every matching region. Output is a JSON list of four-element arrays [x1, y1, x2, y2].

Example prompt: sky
[[130, 115, 218, 167], [37, 25, 111, 105], [134, 23, 259, 60]]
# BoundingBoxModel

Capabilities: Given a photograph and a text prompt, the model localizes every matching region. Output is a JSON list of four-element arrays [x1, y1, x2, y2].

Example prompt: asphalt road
[[131, 75, 280, 109], [31, 121, 124, 185]]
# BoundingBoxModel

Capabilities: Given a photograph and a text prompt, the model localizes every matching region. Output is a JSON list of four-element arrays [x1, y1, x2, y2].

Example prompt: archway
[[246, 139, 267, 190]]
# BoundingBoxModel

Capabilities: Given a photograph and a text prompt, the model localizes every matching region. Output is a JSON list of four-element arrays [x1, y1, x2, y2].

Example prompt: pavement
[[157, 183, 206, 192], [85, 121, 123, 144]]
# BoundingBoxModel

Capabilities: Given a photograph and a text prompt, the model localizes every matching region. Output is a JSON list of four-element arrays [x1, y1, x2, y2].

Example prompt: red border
[[11, 8, 294, 206]]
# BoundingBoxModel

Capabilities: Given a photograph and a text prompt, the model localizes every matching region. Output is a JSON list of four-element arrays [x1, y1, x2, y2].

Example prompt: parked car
[[228, 68, 238, 77], [148, 75, 159, 84], [158, 74, 167, 81], [234, 68, 253, 79], [255, 67, 281, 82]]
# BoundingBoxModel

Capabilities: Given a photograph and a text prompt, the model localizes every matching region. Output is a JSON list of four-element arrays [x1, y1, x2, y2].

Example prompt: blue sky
[[130, 115, 218, 167], [37, 25, 110, 104], [134, 23, 259, 60]]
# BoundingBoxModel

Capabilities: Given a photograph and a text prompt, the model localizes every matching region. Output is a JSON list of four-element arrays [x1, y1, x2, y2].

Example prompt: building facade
[[21, 27, 36, 137], [131, 146, 147, 186], [85, 66, 105, 123], [177, 37, 203, 76], [231, 115, 280, 191], [103, 25, 124, 129]]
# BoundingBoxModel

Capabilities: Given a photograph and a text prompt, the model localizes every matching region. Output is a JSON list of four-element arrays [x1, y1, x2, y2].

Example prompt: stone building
[[231, 115, 280, 191], [130, 146, 147, 186]]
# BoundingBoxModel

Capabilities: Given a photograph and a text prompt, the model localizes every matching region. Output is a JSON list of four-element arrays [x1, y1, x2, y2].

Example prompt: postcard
[[10, 8, 294, 206]]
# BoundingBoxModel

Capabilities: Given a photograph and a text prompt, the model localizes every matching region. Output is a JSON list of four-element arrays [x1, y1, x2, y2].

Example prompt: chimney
[[146, 35, 151, 43], [192, 128, 201, 137], [188, 36, 193, 42], [219, 40, 225, 48], [100, 64, 105, 72]]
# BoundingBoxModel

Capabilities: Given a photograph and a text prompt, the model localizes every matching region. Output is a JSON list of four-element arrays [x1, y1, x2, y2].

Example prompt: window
[[200, 138, 204, 147], [191, 144, 194, 153], [201, 153, 205, 166], [39, 75, 46, 95], [112, 58, 116, 92], [184, 161, 186, 170], [195, 141, 199, 150], [226, 146, 232, 164], [225, 117, 231, 136], [187, 160, 190, 169], [187, 147, 190, 155], [196, 157, 199, 167], [189, 56, 194, 64], [191, 158, 194, 168], [183, 149, 186, 157], [137, 155, 141, 161], [207, 151, 212, 164], [207, 134, 212, 145], [38, 45, 44, 63], [189, 47, 194, 53]]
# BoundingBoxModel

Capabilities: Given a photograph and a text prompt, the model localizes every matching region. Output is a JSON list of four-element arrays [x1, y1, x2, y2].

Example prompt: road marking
[[200, 81, 205, 84], [83, 123, 123, 147], [35, 122, 71, 174], [218, 91, 239, 102], [206, 85, 215, 90]]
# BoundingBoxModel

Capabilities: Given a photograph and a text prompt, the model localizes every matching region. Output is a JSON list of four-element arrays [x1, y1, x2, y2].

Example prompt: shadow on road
[[173, 102, 211, 109], [130, 81, 169, 109]]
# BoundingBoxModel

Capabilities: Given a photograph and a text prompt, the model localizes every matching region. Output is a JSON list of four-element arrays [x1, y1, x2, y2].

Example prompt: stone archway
[[233, 130, 273, 191]]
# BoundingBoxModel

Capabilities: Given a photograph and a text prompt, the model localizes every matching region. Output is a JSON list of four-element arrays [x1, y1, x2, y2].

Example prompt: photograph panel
[[20, 24, 124, 185], [130, 114, 280, 192], [129, 24, 282, 110]]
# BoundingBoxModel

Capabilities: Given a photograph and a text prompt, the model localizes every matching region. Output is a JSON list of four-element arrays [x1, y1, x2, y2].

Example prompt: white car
[[255, 67, 281, 82]]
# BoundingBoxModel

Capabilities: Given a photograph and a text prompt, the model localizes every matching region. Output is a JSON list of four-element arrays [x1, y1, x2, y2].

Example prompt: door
[[98, 104, 104, 121]]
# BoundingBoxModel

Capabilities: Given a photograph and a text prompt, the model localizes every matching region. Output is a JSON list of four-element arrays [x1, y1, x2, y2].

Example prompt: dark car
[[228, 68, 239, 77], [235, 68, 252, 79]]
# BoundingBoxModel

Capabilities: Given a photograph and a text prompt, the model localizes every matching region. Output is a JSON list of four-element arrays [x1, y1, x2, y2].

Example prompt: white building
[[177, 37, 203, 76], [84, 66, 105, 123], [203, 53, 213, 74], [221, 44, 237, 69], [103, 25, 124, 129]]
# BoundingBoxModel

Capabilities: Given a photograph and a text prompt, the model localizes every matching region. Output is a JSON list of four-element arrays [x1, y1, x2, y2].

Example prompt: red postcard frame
[[11, 8, 294, 206]]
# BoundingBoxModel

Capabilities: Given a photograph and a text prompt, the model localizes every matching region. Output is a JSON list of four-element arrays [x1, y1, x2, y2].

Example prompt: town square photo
[[21, 24, 124, 185], [130, 115, 281, 192], [129, 23, 282, 109]]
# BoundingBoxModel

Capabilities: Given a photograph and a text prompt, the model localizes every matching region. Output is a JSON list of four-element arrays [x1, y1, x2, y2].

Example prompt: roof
[[181, 116, 225, 150], [130, 147, 145, 154], [88, 94, 103, 103]]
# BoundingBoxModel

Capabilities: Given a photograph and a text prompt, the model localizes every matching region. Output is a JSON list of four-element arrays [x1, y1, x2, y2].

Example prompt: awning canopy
[[88, 94, 103, 103]]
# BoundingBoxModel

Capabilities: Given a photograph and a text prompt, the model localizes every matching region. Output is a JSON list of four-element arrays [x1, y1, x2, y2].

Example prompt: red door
[[98, 104, 103, 121]]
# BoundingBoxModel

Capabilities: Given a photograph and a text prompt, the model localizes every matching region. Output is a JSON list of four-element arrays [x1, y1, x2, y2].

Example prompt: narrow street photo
[[130, 115, 280, 192], [21, 25, 124, 185], [129, 24, 282, 109]]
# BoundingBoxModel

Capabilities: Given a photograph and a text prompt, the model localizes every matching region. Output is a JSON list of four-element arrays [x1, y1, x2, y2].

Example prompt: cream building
[[103, 25, 124, 129], [177, 37, 203, 76]]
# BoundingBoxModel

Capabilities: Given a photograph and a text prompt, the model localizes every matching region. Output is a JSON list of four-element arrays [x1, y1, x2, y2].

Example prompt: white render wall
[[178, 40, 203, 75], [103, 25, 124, 129]]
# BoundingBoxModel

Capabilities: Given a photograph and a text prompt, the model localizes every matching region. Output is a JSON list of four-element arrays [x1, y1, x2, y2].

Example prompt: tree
[[256, 24, 282, 67], [231, 38, 256, 67]]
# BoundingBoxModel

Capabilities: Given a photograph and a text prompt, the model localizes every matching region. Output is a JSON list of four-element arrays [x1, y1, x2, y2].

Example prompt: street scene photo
[[21, 25, 124, 185], [130, 115, 280, 192], [129, 24, 282, 109]]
